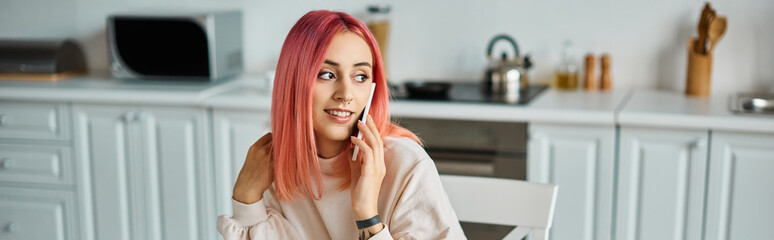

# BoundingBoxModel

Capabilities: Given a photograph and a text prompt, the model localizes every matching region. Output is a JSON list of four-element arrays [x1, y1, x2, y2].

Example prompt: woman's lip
[[326, 110, 353, 123], [325, 107, 354, 112]]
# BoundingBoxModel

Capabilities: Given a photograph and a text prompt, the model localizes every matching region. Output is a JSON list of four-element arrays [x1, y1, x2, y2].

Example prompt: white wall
[[2, 0, 772, 95]]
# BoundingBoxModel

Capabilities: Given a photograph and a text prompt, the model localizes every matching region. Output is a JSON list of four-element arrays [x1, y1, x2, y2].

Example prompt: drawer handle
[[0, 158, 11, 169], [122, 111, 143, 122], [0, 114, 7, 126], [4, 222, 17, 233], [690, 138, 707, 148], [122, 112, 132, 122]]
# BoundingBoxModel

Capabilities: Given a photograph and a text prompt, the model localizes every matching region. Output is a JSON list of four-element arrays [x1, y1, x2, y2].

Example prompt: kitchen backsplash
[[1, 0, 772, 95]]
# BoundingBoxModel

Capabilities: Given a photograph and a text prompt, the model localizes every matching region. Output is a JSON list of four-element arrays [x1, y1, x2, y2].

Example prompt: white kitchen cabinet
[[0, 143, 73, 185], [528, 123, 615, 240], [615, 127, 708, 240], [73, 104, 215, 240], [0, 100, 81, 240], [0, 187, 79, 240], [705, 131, 774, 240], [0, 101, 70, 141], [211, 109, 270, 217]]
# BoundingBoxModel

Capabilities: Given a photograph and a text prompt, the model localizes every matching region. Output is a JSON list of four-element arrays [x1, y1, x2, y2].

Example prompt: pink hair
[[271, 10, 421, 201]]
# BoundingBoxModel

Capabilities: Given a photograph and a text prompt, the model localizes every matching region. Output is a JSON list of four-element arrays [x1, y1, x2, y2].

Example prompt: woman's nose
[[334, 77, 355, 103]]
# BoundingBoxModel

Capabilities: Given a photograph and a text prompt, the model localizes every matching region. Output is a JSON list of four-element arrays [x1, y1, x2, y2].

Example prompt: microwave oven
[[107, 10, 243, 82]]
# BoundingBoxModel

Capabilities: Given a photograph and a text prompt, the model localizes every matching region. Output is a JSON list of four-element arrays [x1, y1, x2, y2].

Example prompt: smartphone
[[352, 83, 377, 161]]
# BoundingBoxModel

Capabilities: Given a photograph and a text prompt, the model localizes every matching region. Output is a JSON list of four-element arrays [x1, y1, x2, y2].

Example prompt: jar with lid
[[366, 4, 391, 81], [554, 40, 579, 90]]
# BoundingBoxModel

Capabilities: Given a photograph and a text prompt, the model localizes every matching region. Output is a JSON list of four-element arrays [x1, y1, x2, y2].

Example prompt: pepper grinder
[[583, 54, 596, 91], [600, 54, 612, 91]]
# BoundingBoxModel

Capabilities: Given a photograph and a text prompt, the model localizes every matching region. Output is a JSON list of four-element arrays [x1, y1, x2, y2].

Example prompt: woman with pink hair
[[217, 10, 465, 240]]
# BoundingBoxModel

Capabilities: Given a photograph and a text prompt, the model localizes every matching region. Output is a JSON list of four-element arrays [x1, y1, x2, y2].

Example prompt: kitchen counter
[[0, 72, 251, 106], [204, 76, 630, 125], [2, 74, 772, 132], [390, 89, 630, 125], [619, 89, 774, 133], [203, 77, 272, 110]]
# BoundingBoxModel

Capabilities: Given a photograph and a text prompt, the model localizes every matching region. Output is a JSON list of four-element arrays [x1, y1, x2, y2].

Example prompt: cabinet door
[[139, 106, 215, 240], [0, 101, 70, 141], [74, 104, 215, 240], [0, 187, 79, 240], [616, 127, 708, 240], [212, 109, 270, 217], [73, 104, 140, 240], [528, 123, 615, 240], [0, 143, 74, 185], [705, 131, 774, 240]]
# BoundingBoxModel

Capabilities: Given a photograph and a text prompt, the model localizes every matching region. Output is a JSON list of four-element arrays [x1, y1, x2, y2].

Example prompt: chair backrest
[[440, 175, 558, 240]]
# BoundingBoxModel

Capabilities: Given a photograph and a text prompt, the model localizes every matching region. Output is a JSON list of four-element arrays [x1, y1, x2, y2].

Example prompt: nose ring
[[342, 99, 352, 105]]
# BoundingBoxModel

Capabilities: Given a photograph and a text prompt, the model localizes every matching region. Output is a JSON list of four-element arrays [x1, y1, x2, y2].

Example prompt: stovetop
[[391, 82, 548, 105]]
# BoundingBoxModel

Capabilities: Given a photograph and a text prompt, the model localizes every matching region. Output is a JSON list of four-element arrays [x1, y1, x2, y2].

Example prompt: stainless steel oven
[[394, 117, 527, 180], [393, 117, 527, 239]]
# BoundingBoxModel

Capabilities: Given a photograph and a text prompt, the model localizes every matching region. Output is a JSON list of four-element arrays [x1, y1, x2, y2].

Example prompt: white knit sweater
[[217, 137, 466, 240]]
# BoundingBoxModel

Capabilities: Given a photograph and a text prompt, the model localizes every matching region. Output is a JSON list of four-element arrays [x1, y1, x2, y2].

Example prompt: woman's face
[[312, 31, 374, 148]]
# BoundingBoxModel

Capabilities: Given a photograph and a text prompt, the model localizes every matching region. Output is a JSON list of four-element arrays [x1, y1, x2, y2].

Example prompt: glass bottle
[[554, 40, 579, 90], [366, 4, 391, 81]]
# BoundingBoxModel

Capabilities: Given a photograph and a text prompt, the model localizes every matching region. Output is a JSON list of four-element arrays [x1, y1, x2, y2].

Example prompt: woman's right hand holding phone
[[232, 133, 274, 204]]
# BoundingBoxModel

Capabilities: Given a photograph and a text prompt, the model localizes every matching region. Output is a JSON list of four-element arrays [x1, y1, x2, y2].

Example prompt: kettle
[[483, 34, 532, 103]]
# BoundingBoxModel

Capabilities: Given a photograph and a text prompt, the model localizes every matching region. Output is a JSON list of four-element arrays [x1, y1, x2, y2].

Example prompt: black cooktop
[[391, 82, 548, 105]]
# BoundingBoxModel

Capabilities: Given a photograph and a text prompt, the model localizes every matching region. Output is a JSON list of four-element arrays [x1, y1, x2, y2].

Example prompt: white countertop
[[619, 89, 774, 133], [204, 78, 628, 125], [2, 74, 773, 133], [390, 89, 629, 126], [203, 78, 272, 111], [0, 72, 254, 106]]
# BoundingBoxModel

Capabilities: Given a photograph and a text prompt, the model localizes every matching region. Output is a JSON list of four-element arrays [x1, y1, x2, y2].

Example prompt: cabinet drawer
[[0, 144, 73, 185], [0, 101, 69, 141], [0, 187, 78, 240]]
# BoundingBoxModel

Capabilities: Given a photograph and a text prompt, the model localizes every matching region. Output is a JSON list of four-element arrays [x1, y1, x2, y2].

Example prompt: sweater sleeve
[[386, 159, 467, 240], [216, 196, 302, 240]]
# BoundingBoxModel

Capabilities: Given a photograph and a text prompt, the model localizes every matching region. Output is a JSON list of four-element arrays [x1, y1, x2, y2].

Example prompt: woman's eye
[[354, 74, 369, 83], [318, 72, 334, 80]]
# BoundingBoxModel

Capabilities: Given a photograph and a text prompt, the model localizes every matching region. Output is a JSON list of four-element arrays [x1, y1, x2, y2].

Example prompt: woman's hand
[[233, 133, 274, 204], [349, 116, 386, 221]]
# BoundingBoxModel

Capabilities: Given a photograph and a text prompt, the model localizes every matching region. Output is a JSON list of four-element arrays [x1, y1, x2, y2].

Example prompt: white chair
[[440, 175, 558, 240]]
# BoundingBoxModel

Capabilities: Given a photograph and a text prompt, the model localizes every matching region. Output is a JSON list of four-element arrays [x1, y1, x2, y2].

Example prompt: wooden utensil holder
[[686, 38, 712, 97]]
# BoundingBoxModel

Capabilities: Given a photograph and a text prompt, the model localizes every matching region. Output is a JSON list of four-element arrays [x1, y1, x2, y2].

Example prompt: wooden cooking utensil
[[696, 3, 714, 54], [707, 16, 727, 54], [704, 9, 716, 54]]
